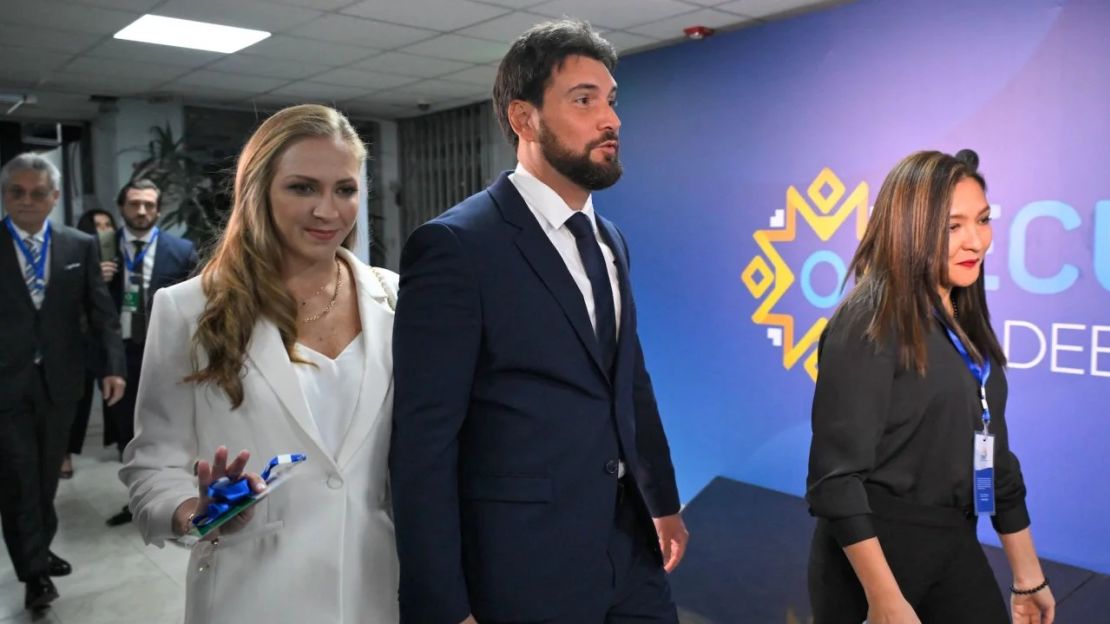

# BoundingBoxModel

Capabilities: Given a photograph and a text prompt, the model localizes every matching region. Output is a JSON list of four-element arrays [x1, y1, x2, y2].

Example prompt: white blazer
[[120, 248, 399, 624]]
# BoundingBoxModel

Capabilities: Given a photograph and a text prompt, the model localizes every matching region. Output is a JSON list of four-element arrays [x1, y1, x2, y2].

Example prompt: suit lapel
[[246, 318, 332, 463], [596, 216, 633, 358], [488, 173, 609, 382], [0, 225, 34, 311], [40, 223, 70, 312], [334, 249, 392, 469], [594, 216, 639, 386]]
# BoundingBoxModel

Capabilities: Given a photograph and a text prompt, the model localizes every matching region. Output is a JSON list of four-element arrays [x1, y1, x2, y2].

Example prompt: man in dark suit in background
[[104, 178, 198, 527], [390, 20, 689, 624], [0, 153, 126, 610]]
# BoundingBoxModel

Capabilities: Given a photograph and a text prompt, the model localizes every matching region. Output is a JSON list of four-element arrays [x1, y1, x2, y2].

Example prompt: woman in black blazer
[[806, 150, 1055, 624]]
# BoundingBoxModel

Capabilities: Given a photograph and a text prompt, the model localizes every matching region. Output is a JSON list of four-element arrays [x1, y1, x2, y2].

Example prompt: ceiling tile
[[0, 69, 50, 89], [0, 24, 102, 55], [314, 67, 420, 90], [68, 0, 163, 11], [206, 54, 331, 81], [62, 56, 193, 82], [469, 0, 550, 8], [268, 81, 371, 101], [627, 8, 754, 38], [600, 30, 662, 53], [393, 79, 488, 99], [716, 0, 831, 19], [41, 71, 163, 96], [0, 46, 75, 73], [2, 0, 137, 36], [287, 15, 438, 50], [353, 52, 474, 79], [172, 70, 290, 92], [456, 11, 552, 42], [341, 0, 509, 31], [260, 0, 362, 10], [80, 39, 225, 68], [245, 35, 379, 65], [154, 0, 322, 32], [440, 64, 498, 87], [400, 35, 510, 64], [531, 0, 695, 29]]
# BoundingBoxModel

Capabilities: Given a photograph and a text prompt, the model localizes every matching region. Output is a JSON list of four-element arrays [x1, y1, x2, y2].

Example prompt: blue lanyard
[[120, 226, 159, 273], [941, 322, 992, 432], [193, 453, 307, 529], [5, 217, 51, 281]]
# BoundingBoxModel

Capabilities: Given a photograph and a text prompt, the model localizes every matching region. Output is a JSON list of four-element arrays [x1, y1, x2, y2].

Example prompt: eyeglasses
[[4, 187, 54, 202]]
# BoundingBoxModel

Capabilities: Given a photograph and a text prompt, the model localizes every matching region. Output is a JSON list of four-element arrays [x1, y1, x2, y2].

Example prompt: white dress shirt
[[508, 163, 622, 334], [120, 227, 158, 340], [9, 220, 51, 293], [294, 334, 366, 459]]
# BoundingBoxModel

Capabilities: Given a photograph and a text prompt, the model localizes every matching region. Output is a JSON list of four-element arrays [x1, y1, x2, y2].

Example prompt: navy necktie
[[566, 212, 617, 375]]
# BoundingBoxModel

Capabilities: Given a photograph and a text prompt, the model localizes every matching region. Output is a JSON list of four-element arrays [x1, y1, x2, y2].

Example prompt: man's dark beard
[[123, 214, 156, 233], [538, 123, 622, 191]]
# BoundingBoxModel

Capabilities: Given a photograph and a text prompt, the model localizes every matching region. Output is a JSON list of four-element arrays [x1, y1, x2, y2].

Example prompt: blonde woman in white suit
[[120, 104, 399, 623]]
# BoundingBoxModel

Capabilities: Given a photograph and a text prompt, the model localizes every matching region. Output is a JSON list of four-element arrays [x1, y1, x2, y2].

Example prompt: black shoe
[[24, 576, 58, 610], [106, 506, 132, 527], [47, 551, 71, 577]]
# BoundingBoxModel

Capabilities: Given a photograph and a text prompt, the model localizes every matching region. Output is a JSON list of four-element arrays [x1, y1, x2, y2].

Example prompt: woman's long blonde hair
[[185, 104, 366, 408]]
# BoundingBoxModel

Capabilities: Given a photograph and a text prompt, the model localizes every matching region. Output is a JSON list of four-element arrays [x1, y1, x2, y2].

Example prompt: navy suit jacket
[[108, 228, 198, 320], [390, 173, 680, 623]]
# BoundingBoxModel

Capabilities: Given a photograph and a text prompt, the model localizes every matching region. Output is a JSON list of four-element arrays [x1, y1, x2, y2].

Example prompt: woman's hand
[[195, 446, 266, 536], [867, 595, 921, 624], [1011, 586, 1055, 624], [100, 260, 118, 283]]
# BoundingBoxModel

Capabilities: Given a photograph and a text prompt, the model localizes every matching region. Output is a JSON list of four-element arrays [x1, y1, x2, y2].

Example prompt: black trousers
[[0, 366, 75, 581], [105, 340, 144, 454], [808, 488, 1009, 624], [67, 369, 97, 455], [484, 481, 679, 624]]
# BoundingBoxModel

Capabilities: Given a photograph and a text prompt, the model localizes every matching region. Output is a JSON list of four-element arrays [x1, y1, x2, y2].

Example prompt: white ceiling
[[0, 0, 847, 122]]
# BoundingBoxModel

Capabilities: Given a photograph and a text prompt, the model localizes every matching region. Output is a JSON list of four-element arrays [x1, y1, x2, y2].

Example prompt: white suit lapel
[[246, 318, 332, 462], [334, 249, 393, 470]]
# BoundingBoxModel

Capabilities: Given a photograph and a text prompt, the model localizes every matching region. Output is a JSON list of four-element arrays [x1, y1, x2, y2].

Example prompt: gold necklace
[[300, 260, 342, 323]]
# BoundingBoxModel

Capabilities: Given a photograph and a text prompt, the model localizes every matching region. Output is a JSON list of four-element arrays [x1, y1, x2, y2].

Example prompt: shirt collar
[[511, 163, 598, 233], [9, 219, 48, 241]]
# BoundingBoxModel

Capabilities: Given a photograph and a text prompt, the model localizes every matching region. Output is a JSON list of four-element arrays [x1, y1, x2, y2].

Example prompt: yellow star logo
[[742, 168, 869, 381]]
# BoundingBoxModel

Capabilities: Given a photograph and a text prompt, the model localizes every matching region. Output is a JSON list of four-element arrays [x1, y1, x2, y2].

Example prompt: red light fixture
[[683, 25, 715, 40]]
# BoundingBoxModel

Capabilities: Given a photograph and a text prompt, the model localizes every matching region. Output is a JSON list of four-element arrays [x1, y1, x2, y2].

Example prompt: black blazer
[[0, 222, 125, 405], [108, 229, 199, 317], [390, 173, 681, 623]]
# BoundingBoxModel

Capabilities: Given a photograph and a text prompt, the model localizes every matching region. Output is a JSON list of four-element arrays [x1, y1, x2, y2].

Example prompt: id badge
[[122, 289, 141, 313], [973, 432, 996, 516]]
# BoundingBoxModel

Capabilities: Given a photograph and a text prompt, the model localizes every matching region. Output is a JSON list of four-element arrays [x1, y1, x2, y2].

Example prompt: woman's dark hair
[[75, 208, 117, 235], [492, 19, 617, 148], [839, 149, 1005, 373]]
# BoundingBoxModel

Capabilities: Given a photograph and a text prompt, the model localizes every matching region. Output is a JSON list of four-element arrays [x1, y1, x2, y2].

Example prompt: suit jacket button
[[604, 460, 619, 475], [327, 475, 343, 489]]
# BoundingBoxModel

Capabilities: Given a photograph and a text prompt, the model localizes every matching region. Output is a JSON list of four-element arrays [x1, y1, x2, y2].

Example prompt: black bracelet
[[1010, 577, 1049, 595]]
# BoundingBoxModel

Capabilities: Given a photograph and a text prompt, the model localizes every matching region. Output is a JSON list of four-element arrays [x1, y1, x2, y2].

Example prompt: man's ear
[[508, 100, 539, 144]]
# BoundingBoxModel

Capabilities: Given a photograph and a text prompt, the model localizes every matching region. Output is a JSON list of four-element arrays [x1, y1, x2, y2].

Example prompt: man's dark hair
[[493, 19, 617, 148], [116, 178, 161, 208]]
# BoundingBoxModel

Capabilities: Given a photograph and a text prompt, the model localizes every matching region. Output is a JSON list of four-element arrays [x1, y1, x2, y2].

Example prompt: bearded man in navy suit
[[390, 19, 689, 624]]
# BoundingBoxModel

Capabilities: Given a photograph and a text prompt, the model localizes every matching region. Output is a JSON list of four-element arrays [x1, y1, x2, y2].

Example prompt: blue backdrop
[[602, 0, 1110, 573]]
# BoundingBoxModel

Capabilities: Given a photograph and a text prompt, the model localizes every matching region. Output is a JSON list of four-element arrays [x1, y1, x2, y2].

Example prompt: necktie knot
[[132, 239, 146, 254], [565, 212, 594, 241], [24, 235, 40, 255]]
